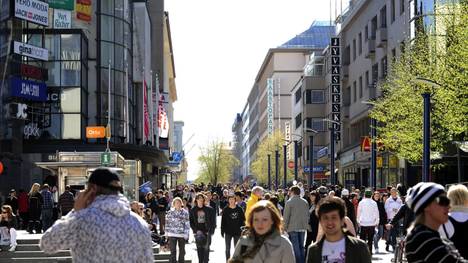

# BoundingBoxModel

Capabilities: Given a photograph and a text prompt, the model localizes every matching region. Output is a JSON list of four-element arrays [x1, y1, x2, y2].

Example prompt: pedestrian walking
[[40, 168, 153, 263], [165, 197, 190, 263], [27, 183, 42, 234], [404, 182, 467, 262], [3, 189, 18, 215], [221, 194, 245, 260], [306, 197, 371, 263], [373, 191, 387, 254], [157, 189, 169, 235], [40, 184, 54, 232], [283, 185, 310, 263], [439, 184, 468, 259], [384, 187, 402, 251], [357, 189, 380, 253], [245, 186, 264, 220], [17, 189, 28, 230], [190, 193, 216, 263], [0, 205, 18, 252], [58, 185, 75, 216], [305, 191, 321, 249], [235, 191, 246, 212], [341, 189, 357, 230], [229, 200, 294, 263]]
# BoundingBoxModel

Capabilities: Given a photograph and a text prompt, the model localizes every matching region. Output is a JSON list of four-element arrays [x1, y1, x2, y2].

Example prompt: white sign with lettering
[[13, 41, 48, 61], [14, 0, 49, 26], [53, 9, 71, 29], [267, 78, 274, 136], [17, 103, 28, 119], [24, 122, 40, 139]]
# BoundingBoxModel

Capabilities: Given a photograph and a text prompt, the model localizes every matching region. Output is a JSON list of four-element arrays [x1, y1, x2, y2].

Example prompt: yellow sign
[[377, 156, 383, 168], [86, 126, 105, 139]]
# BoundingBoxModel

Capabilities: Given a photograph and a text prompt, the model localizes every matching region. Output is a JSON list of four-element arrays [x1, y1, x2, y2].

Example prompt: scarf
[[229, 228, 277, 263]]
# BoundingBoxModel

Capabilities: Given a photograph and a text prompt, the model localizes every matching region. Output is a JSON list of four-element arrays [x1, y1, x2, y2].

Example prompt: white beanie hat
[[406, 182, 445, 215], [341, 189, 349, 197]]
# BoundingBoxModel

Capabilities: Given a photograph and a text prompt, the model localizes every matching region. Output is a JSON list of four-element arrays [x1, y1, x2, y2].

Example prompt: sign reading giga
[[13, 41, 48, 61], [15, 0, 49, 26]]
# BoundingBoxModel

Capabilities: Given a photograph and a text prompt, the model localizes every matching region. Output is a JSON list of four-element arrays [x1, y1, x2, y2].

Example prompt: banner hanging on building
[[267, 78, 274, 136], [53, 9, 71, 28], [13, 41, 48, 61], [158, 93, 169, 139], [14, 0, 49, 26], [285, 121, 291, 160], [330, 37, 341, 141], [143, 80, 150, 143], [10, 76, 47, 102]]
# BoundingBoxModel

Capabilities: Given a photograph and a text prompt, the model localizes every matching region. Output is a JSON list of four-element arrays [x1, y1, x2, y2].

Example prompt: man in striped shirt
[[404, 182, 467, 262]]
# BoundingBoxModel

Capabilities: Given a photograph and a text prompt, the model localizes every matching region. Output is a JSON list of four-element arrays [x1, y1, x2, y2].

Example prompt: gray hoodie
[[40, 194, 153, 263]]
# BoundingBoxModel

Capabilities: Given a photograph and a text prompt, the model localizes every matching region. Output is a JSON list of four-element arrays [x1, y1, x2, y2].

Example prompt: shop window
[[45, 62, 61, 86], [45, 34, 61, 60], [295, 113, 302, 129], [62, 114, 81, 139], [61, 35, 80, 58], [101, 0, 114, 15], [101, 15, 115, 42], [61, 62, 81, 86], [60, 88, 81, 113]]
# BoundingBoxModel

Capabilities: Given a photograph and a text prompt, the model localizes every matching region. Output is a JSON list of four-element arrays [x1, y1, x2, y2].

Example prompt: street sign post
[[101, 152, 111, 166]]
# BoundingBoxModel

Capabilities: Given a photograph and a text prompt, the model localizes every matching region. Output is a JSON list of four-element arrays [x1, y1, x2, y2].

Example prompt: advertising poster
[[14, 0, 49, 26]]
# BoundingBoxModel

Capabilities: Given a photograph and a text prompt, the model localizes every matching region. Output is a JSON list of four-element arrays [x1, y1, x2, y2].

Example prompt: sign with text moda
[[14, 0, 49, 26]]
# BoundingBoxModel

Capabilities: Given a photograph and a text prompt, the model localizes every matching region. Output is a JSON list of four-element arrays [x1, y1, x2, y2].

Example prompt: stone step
[[14, 244, 42, 251], [0, 257, 72, 263], [17, 239, 41, 245], [0, 250, 71, 258]]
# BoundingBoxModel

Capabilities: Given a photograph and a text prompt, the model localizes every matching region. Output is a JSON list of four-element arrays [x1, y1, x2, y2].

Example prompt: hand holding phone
[[74, 187, 96, 211]]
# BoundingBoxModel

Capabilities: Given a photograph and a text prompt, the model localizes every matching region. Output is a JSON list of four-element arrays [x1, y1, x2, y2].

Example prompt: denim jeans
[[195, 233, 211, 263], [168, 237, 186, 263], [288, 231, 305, 263], [224, 233, 240, 260], [386, 223, 398, 248], [41, 209, 53, 232], [373, 225, 384, 249]]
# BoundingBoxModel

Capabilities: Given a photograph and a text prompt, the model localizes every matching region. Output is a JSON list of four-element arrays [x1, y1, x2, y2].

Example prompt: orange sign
[[361, 136, 371, 152], [86, 126, 106, 138]]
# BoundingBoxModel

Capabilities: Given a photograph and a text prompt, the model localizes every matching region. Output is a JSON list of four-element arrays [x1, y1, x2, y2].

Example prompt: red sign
[[21, 64, 47, 80], [0, 161, 3, 174], [361, 136, 371, 152], [288, 161, 294, 169], [76, 0, 92, 22]]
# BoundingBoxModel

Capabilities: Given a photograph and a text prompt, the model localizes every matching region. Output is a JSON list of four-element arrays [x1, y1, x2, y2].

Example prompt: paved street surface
[[179, 216, 396, 263]]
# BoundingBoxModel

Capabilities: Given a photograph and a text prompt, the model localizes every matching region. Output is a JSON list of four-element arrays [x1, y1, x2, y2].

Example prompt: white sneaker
[[8, 245, 16, 252], [375, 248, 379, 254]]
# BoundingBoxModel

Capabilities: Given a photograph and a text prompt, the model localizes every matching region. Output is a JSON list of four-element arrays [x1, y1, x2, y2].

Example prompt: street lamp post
[[323, 119, 340, 185], [413, 77, 441, 182], [294, 140, 298, 181], [362, 101, 377, 190], [275, 149, 279, 190], [283, 144, 287, 189], [267, 154, 271, 190], [304, 128, 318, 187]]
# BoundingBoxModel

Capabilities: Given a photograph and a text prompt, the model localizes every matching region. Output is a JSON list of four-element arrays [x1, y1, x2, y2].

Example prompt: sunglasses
[[435, 195, 450, 207]]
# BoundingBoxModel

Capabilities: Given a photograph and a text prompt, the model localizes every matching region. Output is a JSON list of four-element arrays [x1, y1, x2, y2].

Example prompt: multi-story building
[[0, 0, 177, 195], [231, 114, 243, 183]]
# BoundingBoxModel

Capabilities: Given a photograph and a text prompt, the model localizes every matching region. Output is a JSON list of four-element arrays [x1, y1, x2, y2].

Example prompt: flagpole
[[125, 63, 129, 143], [150, 70, 154, 146], [142, 67, 145, 145], [107, 60, 111, 152]]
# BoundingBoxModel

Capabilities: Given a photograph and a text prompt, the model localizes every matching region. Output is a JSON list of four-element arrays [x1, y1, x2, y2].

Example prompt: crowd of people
[[1, 169, 467, 263]]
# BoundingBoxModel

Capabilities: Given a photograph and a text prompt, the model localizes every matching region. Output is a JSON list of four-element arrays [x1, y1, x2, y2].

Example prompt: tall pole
[[330, 127, 335, 185], [294, 140, 298, 181], [422, 93, 430, 182], [371, 117, 377, 189], [283, 144, 287, 189], [275, 149, 279, 190], [457, 146, 461, 183], [267, 154, 271, 190], [107, 60, 111, 152], [309, 135, 314, 187]]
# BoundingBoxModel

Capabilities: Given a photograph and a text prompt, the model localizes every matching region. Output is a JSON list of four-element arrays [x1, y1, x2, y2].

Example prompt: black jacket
[[306, 235, 371, 263], [343, 198, 357, 229], [390, 204, 414, 232], [375, 199, 387, 225], [190, 205, 216, 235], [221, 206, 245, 236]]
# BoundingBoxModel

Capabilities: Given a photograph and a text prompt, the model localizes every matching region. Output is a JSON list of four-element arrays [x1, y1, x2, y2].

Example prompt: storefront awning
[[35, 161, 102, 173]]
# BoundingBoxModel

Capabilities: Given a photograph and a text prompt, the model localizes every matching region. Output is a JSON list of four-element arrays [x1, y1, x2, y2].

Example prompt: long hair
[[1, 205, 15, 218], [245, 200, 283, 235], [29, 183, 40, 196]]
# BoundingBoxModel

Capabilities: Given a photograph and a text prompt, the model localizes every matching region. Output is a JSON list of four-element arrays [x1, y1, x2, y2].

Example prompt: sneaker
[[9, 246, 16, 252]]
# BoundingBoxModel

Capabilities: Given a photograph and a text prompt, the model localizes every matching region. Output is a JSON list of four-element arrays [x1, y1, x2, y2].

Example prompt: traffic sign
[[101, 152, 111, 166], [288, 161, 294, 169], [86, 126, 106, 138]]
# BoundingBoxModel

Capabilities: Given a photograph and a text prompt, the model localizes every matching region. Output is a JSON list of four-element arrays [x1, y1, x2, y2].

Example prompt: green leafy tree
[[250, 130, 293, 185], [370, 2, 468, 163], [195, 140, 239, 185]]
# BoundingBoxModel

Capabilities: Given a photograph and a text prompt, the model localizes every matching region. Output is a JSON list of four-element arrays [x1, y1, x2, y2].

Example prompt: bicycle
[[391, 224, 407, 263]]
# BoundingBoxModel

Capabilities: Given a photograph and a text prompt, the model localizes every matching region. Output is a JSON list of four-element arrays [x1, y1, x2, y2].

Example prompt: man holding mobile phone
[[39, 168, 153, 262]]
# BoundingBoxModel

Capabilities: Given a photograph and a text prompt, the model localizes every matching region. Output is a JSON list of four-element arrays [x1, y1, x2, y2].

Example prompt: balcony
[[365, 39, 376, 58], [376, 28, 388, 48]]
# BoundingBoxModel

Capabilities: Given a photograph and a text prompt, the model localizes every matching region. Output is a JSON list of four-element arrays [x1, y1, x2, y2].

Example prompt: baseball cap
[[341, 189, 349, 197], [88, 168, 122, 191], [364, 189, 373, 197]]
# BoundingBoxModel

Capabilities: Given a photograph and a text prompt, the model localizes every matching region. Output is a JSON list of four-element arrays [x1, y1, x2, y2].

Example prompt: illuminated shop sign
[[14, 0, 49, 26], [10, 76, 47, 102], [10, 62, 48, 81]]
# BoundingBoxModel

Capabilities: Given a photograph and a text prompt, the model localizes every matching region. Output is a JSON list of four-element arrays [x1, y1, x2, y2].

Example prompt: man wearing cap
[[357, 189, 380, 253], [39, 168, 153, 263], [405, 182, 467, 262]]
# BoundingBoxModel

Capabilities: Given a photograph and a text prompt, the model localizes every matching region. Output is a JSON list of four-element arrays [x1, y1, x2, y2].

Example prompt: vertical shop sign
[[330, 37, 341, 141], [267, 78, 274, 136], [53, 9, 71, 28], [76, 0, 91, 22], [285, 121, 291, 160]]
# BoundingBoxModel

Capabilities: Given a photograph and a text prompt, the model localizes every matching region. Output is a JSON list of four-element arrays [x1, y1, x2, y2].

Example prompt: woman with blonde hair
[[27, 183, 42, 234], [439, 184, 468, 259], [229, 200, 294, 263], [0, 205, 18, 251]]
